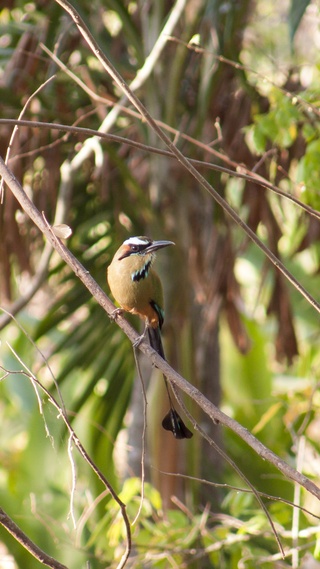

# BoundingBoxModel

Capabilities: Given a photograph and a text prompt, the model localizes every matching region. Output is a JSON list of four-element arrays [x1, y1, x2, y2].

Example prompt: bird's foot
[[133, 335, 142, 349], [110, 307, 123, 321], [132, 324, 148, 349], [133, 331, 147, 349]]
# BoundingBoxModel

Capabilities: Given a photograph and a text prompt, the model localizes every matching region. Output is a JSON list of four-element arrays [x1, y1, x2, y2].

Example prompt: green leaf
[[289, 0, 311, 44], [252, 125, 267, 154]]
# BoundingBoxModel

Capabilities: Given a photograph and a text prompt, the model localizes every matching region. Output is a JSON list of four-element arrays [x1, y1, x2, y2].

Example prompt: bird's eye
[[130, 245, 138, 252]]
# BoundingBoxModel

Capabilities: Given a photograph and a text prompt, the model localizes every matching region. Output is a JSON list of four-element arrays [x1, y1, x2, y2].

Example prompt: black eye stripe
[[130, 243, 150, 253], [118, 241, 152, 260]]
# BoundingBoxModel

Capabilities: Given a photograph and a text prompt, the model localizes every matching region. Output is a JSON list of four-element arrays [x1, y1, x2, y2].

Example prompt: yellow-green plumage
[[107, 248, 164, 328]]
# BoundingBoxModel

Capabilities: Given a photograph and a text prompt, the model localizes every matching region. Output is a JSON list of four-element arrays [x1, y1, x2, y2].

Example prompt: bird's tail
[[147, 325, 165, 359], [147, 325, 193, 440], [162, 406, 193, 439]]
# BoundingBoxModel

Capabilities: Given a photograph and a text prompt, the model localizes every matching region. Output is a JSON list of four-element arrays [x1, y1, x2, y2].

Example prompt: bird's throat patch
[[131, 259, 152, 282]]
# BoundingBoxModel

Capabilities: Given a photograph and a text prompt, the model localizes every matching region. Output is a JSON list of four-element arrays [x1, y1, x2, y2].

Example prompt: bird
[[107, 236, 193, 439]]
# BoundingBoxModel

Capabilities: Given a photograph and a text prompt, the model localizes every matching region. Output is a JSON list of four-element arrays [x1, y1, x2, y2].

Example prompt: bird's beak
[[144, 240, 175, 254]]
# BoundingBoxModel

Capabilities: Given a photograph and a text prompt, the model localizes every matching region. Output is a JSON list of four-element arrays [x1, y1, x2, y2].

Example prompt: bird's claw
[[110, 307, 123, 321], [133, 334, 144, 349]]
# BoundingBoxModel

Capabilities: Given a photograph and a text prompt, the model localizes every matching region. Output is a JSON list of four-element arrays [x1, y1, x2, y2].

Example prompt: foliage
[[1, 0, 320, 568], [83, 477, 319, 568]]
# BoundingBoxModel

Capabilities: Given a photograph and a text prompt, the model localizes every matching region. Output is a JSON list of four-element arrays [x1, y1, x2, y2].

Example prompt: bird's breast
[[107, 255, 163, 327]]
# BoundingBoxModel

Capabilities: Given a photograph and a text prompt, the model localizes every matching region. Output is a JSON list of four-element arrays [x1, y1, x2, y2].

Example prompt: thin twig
[[156, 469, 320, 521], [75, 489, 109, 548], [132, 347, 148, 526], [292, 436, 306, 569], [0, 74, 56, 201], [67, 434, 77, 529], [5, 342, 53, 443], [0, 307, 66, 412]]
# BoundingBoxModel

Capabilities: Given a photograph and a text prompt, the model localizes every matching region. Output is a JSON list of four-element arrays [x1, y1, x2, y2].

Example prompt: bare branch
[[0, 507, 68, 569], [1, 118, 319, 223], [1, 157, 319, 506], [157, 469, 320, 521]]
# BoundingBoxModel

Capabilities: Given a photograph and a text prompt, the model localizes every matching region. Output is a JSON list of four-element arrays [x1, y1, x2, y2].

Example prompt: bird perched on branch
[[107, 236, 193, 439]]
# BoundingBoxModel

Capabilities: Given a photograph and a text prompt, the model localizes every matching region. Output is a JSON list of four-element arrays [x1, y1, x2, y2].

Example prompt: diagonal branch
[[1, 156, 319, 504], [0, 508, 68, 569]]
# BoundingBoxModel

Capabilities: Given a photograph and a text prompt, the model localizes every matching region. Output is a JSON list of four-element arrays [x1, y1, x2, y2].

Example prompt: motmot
[[107, 236, 193, 439]]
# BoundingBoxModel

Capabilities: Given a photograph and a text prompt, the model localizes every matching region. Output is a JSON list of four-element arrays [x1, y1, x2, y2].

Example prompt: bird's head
[[111, 236, 175, 283], [117, 236, 175, 261]]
